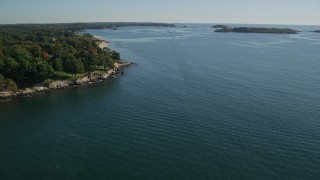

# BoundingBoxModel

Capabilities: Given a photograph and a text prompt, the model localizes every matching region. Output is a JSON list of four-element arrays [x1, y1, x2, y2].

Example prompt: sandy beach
[[94, 35, 109, 49]]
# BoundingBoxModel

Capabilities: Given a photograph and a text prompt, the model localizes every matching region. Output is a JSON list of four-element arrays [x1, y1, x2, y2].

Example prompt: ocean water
[[1, 24, 320, 179]]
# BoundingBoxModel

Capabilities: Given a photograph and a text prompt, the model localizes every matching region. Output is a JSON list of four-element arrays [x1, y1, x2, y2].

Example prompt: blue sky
[[0, 0, 319, 25]]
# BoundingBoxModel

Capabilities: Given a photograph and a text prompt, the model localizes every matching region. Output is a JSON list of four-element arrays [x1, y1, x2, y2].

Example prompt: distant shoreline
[[0, 22, 176, 29], [215, 27, 298, 34]]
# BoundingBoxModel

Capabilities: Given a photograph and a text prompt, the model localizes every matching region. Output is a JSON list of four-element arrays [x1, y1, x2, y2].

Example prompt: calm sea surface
[[1, 24, 320, 179]]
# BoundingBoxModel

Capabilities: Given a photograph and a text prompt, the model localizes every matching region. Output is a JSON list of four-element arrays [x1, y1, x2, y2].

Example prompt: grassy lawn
[[53, 72, 88, 80], [42, 68, 110, 84]]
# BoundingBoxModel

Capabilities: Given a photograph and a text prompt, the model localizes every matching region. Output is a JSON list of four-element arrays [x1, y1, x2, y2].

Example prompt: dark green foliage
[[0, 74, 18, 91], [0, 57, 4, 70], [51, 58, 63, 72], [36, 62, 54, 81], [5, 78, 18, 91], [64, 59, 84, 74], [111, 51, 120, 60], [0, 26, 121, 89]]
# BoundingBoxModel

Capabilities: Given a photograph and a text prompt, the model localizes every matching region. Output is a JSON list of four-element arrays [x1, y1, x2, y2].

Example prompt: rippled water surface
[[1, 24, 320, 179]]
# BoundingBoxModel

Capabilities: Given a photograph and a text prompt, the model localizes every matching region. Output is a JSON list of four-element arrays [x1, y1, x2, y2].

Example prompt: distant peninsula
[[215, 27, 298, 34]]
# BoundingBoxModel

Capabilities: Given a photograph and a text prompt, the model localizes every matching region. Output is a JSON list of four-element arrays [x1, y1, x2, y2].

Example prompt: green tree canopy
[[0, 26, 121, 89]]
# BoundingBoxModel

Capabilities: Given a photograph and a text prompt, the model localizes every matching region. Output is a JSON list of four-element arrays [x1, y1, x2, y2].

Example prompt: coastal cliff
[[0, 61, 135, 101]]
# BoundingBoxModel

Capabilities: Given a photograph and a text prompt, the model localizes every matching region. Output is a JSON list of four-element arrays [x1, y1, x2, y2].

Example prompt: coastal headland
[[0, 22, 174, 102]]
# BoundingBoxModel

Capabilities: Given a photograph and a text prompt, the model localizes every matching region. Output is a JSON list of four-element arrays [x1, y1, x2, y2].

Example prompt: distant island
[[215, 27, 298, 34], [0, 22, 174, 101], [211, 25, 229, 29], [311, 30, 320, 33]]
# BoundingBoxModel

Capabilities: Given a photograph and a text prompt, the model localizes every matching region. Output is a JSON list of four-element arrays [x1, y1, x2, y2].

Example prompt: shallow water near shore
[[1, 24, 320, 179]]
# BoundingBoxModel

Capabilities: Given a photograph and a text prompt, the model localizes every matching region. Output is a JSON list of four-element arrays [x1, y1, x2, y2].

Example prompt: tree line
[[215, 27, 298, 34], [0, 22, 176, 31]]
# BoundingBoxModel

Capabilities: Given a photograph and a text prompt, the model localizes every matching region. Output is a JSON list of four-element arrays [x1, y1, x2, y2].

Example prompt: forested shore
[[0, 28, 120, 90], [0, 22, 174, 100], [0, 22, 173, 92]]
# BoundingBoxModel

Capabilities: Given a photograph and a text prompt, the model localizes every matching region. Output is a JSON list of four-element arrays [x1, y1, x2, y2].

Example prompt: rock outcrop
[[0, 91, 13, 100], [49, 80, 73, 89]]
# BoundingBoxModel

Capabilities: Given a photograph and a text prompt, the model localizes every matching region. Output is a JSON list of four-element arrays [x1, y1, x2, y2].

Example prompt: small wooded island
[[211, 25, 229, 28], [215, 27, 298, 34], [0, 22, 175, 101], [312, 30, 320, 33]]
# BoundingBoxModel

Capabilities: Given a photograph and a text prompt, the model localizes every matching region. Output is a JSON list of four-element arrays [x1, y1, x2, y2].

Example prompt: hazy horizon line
[[0, 21, 319, 26]]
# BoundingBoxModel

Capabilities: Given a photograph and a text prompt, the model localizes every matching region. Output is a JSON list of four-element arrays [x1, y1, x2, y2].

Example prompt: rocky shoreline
[[0, 61, 135, 102]]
